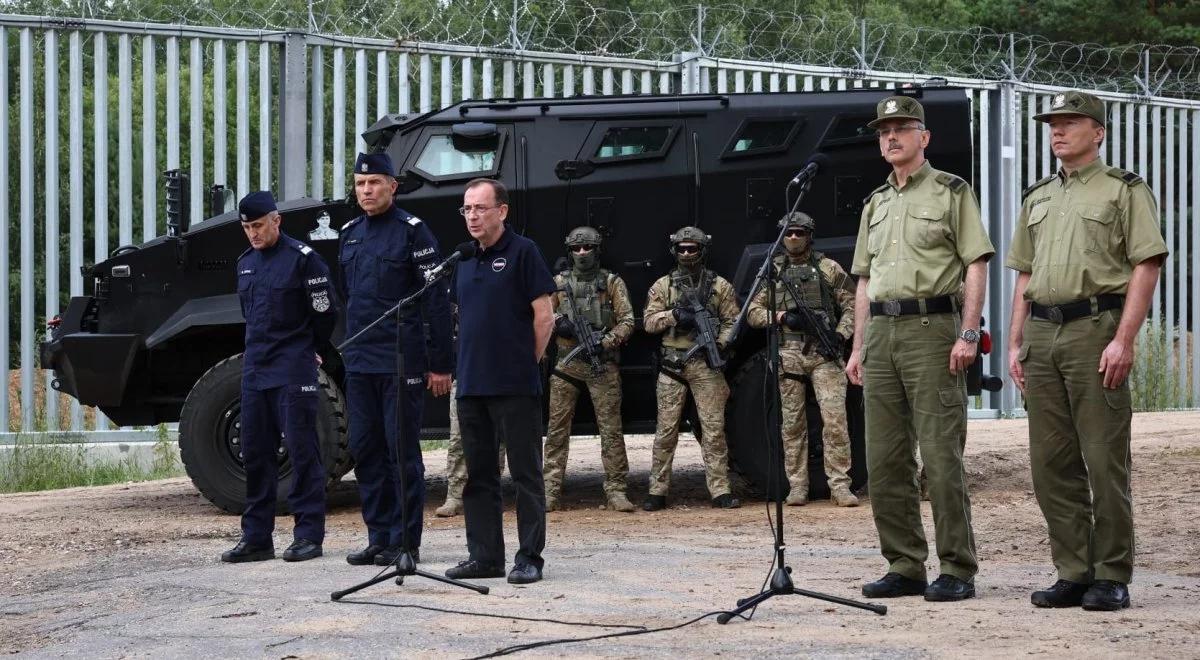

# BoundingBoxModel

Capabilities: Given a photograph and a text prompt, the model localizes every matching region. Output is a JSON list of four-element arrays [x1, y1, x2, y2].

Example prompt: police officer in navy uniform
[[221, 191, 336, 564], [339, 153, 454, 567]]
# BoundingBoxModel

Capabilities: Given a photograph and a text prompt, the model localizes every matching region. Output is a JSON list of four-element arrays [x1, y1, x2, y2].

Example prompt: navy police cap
[[238, 190, 277, 222], [354, 152, 395, 177]]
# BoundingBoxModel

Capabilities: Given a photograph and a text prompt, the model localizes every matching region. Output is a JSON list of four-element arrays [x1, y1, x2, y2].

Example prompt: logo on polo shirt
[[492, 257, 507, 272]]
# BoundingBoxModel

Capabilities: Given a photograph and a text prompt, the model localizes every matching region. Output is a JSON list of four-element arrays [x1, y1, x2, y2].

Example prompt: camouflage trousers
[[543, 359, 629, 500], [779, 343, 852, 495], [444, 383, 506, 500], [649, 358, 732, 498]]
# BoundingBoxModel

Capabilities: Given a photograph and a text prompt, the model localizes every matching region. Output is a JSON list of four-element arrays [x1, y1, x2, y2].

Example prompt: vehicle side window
[[414, 135, 498, 178], [722, 118, 802, 159], [593, 126, 673, 160]]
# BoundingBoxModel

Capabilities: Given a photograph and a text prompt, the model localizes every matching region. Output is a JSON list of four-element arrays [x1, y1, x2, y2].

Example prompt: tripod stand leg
[[331, 570, 401, 601], [412, 569, 490, 595], [717, 590, 776, 624]]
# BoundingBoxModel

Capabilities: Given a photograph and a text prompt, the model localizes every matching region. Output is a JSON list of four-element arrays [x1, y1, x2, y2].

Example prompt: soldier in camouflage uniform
[[642, 226, 741, 511], [747, 212, 858, 508], [434, 381, 506, 517], [543, 227, 637, 513]]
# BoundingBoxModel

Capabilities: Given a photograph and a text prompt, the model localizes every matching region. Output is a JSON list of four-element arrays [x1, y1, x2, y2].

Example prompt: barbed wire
[[5, 0, 1199, 100]]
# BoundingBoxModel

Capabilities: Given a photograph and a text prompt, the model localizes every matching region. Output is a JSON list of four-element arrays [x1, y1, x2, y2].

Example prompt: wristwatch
[[959, 328, 980, 343]]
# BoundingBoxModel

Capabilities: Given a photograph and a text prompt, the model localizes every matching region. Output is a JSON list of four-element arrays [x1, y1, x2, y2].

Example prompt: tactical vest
[[777, 252, 837, 342], [662, 269, 716, 350], [561, 269, 616, 331]]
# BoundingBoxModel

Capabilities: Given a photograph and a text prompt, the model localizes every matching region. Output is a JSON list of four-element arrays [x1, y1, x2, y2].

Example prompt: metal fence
[[1, 13, 1197, 432]]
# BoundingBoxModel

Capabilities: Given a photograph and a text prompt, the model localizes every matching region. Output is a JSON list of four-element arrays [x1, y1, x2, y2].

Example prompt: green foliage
[[1130, 322, 1191, 412], [0, 434, 183, 493]]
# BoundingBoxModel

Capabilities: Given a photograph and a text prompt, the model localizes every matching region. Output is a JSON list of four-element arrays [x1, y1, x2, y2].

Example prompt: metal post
[[20, 29, 35, 430], [988, 82, 1022, 414], [278, 32, 308, 199], [143, 35, 157, 241], [68, 30, 84, 430], [44, 30, 61, 430]]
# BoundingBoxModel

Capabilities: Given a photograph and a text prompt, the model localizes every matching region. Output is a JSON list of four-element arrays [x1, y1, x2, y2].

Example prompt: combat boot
[[642, 495, 667, 511], [545, 494, 561, 512], [435, 497, 463, 517], [785, 488, 808, 506], [831, 486, 859, 507], [711, 493, 741, 509], [607, 492, 636, 513]]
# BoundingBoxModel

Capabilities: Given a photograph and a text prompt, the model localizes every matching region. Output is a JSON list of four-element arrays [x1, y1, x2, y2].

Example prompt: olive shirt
[[851, 161, 995, 300], [1005, 158, 1168, 305]]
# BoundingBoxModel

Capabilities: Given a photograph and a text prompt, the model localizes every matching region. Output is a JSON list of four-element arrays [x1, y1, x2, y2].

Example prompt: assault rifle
[[558, 284, 606, 376], [678, 288, 727, 370], [778, 277, 844, 364]]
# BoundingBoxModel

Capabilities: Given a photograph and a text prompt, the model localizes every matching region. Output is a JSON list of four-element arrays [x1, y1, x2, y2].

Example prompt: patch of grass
[[419, 438, 449, 452], [1131, 323, 1191, 412], [0, 434, 184, 494]]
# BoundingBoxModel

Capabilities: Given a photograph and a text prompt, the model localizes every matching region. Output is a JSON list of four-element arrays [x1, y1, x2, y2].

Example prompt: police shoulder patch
[[863, 183, 889, 205], [935, 172, 967, 192], [1022, 175, 1056, 200], [1106, 167, 1143, 186]]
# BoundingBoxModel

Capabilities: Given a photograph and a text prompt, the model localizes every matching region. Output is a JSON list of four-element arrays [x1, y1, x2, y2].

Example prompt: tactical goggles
[[674, 244, 701, 255], [570, 245, 597, 253], [784, 228, 811, 238]]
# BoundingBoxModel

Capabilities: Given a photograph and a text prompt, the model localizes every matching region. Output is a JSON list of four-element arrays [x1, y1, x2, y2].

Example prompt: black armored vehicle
[[43, 87, 995, 513]]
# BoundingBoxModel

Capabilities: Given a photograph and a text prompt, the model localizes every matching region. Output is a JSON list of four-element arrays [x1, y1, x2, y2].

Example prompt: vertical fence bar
[[462, 58, 473, 100], [278, 35, 307, 199], [93, 32, 110, 430], [1193, 109, 1200, 404], [990, 83, 1021, 413], [641, 70, 651, 94], [141, 36, 157, 242], [0, 29, 7, 430], [377, 50, 389, 117], [355, 49, 366, 155], [19, 28, 35, 430], [441, 55, 453, 107], [481, 58, 493, 99], [734, 70, 744, 93], [523, 61, 535, 98], [1024, 94, 1036, 187], [420, 54, 432, 113], [1125, 103, 1135, 175], [1039, 96, 1051, 178], [398, 52, 410, 114], [543, 63, 554, 98], [1149, 106, 1161, 324], [751, 71, 762, 92], [1110, 103, 1121, 169], [68, 30, 83, 430], [258, 43, 270, 190], [44, 30, 61, 430], [621, 69, 633, 94], [503, 60, 515, 97], [1178, 114, 1191, 401], [602, 68, 613, 95], [1165, 109, 1176, 382], [563, 64, 574, 97], [659, 71, 670, 94], [189, 38, 203, 222], [716, 68, 727, 94], [118, 34, 133, 247], [786, 74, 796, 92], [235, 41, 249, 200], [212, 39, 227, 189], [977, 88, 996, 409], [310, 45, 324, 200], [166, 37, 179, 171], [332, 48, 346, 199]]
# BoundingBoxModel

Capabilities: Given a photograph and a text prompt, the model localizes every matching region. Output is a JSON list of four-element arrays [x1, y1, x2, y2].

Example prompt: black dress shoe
[[1031, 579, 1090, 608], [507, 563, 542, 585], [861, 572, 927, 598], [221, 540, 274, 563], [346, 544, 387, 566], [1081, 580, 1130, 611], [924, 574, 975, 602], [445, 560, 506, 579], [281, 539, 322, 562], [642, 495, 667, 511], [711, 493, 741, 509], [374, 546, 420, 566]]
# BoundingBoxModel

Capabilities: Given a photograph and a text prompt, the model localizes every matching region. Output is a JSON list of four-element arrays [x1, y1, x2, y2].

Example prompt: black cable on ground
[[336, 598, 646, 630]]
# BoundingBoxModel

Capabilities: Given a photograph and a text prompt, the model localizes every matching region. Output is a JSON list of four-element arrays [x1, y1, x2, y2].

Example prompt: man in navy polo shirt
[[338, 152, 453, 567], [445, 178, 556, 585]]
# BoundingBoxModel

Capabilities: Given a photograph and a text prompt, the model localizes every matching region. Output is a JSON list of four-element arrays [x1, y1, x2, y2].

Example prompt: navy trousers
[[241, 384, 326, 545], [346, 371, 426, 549]]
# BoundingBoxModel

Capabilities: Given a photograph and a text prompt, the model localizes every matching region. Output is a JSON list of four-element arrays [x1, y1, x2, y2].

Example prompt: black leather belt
[[1030, 294, 1124, 324], [869, 295, 956, 317]]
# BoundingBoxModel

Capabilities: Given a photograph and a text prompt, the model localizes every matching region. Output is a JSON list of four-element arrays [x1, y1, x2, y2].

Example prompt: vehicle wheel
[[725, 348, 866, 501], [178, 354, 351, 514]]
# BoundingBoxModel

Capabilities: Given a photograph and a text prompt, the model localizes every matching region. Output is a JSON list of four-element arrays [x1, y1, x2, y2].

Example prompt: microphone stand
[[717, 173, 885, 622], [332, 260, 488, 600]]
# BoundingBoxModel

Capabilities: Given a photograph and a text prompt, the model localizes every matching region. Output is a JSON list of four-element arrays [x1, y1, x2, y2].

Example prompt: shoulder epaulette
[[1022, 175, 1057, 200], [406, 215, 422, 226], [341, 216, 363, 231], [293, 242, 313, 256], [1106, 167, 1143, 186], [863, 183, 889, 205], [935, 172, 968, 192]]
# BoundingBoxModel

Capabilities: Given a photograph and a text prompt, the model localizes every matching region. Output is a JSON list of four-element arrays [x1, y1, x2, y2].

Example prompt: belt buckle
[[1046, 306, 1064, 324], [882, 300, 901, 317]]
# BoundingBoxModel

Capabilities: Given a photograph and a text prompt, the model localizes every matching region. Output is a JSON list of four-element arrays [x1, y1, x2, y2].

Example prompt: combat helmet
[[669, 226, 711, 267], [778, 211, 815, 231], [565, 225, 603, 273]]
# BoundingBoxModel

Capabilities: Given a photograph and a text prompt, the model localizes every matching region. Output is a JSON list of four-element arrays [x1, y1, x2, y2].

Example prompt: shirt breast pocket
[[379, 256, 410, 301], [906, 204, 950, 249], [270, 281, 304, 330], [339, 242, 365, 293], [867, 207, 889, 255], [237, 276, 253, 320], [1026, 205, 1048, 243], [1077, 204, 1117, 254]]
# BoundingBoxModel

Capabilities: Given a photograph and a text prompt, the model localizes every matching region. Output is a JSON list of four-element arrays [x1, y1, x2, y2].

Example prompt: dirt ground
[[2, 413, 1199, 658]]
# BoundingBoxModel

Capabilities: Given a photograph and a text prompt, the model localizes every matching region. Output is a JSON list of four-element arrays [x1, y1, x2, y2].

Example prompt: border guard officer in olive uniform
[[747, 212, 858, 508], [338, 153, 453, 567], [222, 191, 336, 564], [845, 96, 994, 602], [1006, 91, 1166, 611], [544, 227, 637, 513], [643, 227, 741, 511]]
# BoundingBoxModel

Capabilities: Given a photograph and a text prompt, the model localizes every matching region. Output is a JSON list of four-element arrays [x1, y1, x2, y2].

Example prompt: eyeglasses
[[875, 125, 925, 139], [674, 245, 701, 255], [784, 229, 811, 238], [570, 245, 596, 254], [458, 204, 502, 216]]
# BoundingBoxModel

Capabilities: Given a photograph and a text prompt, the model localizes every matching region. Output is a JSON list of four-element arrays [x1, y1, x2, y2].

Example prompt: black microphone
[[789, 153, 830, 185], [423, 241, 477, 283]]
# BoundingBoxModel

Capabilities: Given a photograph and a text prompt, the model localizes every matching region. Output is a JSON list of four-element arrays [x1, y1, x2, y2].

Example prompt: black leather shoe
[[281, 539, 322, 562], [374, 546, 420, 566], [861, 572, 927, 598], [507, 563, 543, 585], [220, 540, 274, 563], [1031, 579, 1090, 608], [711, 494, 741, 509], [924, 574, 976, 601], [1081, 580, 1130, 611], [446, 560, 506, 579], [346, 544, 387, 566], [642, 495, 667, 511]]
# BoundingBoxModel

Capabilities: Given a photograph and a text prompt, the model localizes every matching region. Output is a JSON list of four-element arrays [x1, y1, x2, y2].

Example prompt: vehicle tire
[[178, 354, 351, 514], [725, 348, 866, 501]]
